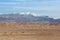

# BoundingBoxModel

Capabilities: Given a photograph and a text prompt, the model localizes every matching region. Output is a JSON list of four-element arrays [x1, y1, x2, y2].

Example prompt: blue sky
[[0, 0, 60, 18]]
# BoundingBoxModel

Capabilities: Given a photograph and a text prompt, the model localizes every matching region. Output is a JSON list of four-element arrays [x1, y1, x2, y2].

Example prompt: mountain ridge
[[0, 13, 60, 23]]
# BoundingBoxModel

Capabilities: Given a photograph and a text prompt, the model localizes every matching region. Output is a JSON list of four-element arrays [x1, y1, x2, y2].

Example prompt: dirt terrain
[[0, 23, 60, 40]]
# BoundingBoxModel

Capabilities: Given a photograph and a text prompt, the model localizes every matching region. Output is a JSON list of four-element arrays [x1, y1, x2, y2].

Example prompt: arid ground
[[0, 23, 60, 40]]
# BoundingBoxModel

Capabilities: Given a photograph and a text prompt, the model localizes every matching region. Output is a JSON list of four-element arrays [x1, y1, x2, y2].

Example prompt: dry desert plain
[[0, 23, 60, 40]]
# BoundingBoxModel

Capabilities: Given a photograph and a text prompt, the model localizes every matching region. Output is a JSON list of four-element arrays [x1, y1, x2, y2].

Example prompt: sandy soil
[[0, 23, 60, 40]]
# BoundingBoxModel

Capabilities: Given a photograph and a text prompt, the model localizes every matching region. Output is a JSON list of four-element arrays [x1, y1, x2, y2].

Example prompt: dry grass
[[0, 23, 60, 40]]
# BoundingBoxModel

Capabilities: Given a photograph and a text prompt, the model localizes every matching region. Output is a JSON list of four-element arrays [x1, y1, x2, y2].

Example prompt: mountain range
[[0, 13, 60, 23]]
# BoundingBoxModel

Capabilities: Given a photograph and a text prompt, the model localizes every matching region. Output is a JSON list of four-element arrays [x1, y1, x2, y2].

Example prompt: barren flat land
[[0, 23, 60, 40]]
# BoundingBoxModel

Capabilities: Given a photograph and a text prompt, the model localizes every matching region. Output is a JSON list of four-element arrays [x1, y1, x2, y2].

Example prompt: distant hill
[[0, 13, 60, 23]]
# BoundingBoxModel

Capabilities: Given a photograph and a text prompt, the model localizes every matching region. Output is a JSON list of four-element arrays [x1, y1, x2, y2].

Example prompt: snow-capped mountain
[[0, 13, 60, 23]]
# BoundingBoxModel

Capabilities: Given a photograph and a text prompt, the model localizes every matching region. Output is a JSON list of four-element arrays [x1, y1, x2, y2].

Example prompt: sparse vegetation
[[0, 23, 60, 40]]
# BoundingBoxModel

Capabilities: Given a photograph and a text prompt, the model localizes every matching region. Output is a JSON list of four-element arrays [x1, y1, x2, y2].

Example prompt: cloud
[[0, 0, 60, 18]]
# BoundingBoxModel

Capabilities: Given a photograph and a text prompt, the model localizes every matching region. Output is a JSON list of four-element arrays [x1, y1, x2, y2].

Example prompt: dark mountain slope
[[0, 14, 60, 23]]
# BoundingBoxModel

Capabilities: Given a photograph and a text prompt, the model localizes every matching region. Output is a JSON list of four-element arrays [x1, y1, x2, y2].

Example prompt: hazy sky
[[0, 0, 60, 18]]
